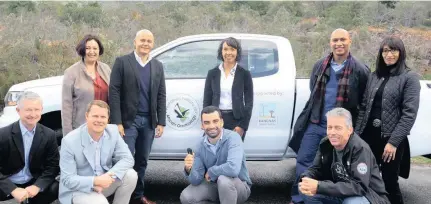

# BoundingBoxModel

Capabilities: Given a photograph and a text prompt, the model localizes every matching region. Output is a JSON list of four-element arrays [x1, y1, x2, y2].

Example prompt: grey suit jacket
[[62, 60, 111, 136], [58, 124, 134, 204]]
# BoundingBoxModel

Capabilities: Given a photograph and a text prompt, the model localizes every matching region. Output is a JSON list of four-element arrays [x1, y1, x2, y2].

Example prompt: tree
[[380, 1, 398, 9], [58, 2, 104, 27], [5, 1, 36, 14]]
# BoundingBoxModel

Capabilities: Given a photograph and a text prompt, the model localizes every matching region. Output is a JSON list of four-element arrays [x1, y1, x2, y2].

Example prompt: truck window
[[156, 39, 279, 79], [239, 39, 279, 78]]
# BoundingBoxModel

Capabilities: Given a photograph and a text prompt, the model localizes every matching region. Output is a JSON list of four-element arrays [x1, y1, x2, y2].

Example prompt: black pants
[[0, 180, 59, 204], [221, 111, 246, 141], [362, 122, 405, 204]]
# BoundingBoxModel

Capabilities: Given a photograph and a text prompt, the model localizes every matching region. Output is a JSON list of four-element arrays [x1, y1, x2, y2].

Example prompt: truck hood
[[8, 76, 64, 92]]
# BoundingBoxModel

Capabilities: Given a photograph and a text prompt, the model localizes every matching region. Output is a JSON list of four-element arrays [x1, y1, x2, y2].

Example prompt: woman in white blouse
[[203, 37, 254, 140]]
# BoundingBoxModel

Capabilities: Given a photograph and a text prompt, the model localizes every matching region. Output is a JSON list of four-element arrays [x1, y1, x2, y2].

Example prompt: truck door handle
[[427, 83, 431, 88]]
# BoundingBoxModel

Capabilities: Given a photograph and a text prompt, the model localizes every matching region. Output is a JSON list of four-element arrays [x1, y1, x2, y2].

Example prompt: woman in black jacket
[[355, 36, 421, 204], [203, 37, 254, 140]]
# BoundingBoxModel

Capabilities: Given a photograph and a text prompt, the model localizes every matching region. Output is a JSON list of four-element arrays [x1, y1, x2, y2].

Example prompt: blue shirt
[[88, 132, 106, 176], [9, 121, 36, 184], [186, 129, 252, 186], [204, 130, 224, 155], [330, 59, 346, 72]]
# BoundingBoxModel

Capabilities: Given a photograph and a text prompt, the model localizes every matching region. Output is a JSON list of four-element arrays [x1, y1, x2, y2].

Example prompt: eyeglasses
[[382, 49, 399, 56]]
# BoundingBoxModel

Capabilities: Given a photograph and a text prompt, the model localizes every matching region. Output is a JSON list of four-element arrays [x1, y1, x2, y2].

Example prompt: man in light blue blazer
[[59, 100, 137, 204]]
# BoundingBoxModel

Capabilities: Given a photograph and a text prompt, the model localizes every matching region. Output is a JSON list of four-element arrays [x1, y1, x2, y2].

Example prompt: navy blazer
[[109, 52, 166, 129]]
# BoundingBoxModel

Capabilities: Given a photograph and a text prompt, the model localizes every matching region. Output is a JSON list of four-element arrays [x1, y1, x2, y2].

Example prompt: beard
[[205, 127, 221, 138]]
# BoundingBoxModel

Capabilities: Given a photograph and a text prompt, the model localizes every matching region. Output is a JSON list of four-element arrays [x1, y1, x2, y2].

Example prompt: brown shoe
[[141, 196, 156, 204]]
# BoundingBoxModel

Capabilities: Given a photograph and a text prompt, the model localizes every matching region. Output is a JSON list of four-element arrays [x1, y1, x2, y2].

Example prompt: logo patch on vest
[[357, 162, 368, 175]]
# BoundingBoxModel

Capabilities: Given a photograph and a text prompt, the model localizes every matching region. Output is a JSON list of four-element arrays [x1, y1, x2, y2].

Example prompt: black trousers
[[0, 179, 59, 204], [221, 111, 246, 141], [362, 121, 405, 204]]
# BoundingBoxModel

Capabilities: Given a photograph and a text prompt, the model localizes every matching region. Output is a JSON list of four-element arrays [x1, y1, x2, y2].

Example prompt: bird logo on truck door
[[166, 94, 200, 131]]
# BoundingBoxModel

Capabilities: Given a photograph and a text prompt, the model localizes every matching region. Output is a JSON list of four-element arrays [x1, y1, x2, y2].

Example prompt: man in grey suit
[[59, 100, 137, 204]]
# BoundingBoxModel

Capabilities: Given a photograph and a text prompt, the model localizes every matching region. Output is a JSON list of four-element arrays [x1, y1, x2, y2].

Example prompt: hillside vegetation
[[0, 1, 430, 104]]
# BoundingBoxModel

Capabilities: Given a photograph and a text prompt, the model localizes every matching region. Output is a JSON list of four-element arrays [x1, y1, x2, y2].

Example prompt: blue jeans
[[124, 115, 155, 198], [291, 123, 327, 203], [303, 194, 370, 204]]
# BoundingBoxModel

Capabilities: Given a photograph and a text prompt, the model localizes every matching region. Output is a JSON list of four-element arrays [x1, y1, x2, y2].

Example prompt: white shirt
[[134, 51, 151, 67], [219, 63, 237, 110]]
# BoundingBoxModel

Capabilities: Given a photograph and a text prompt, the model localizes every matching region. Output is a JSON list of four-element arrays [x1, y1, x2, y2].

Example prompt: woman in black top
[[355, 36, 421, 204], [203, 37, 254, 140]]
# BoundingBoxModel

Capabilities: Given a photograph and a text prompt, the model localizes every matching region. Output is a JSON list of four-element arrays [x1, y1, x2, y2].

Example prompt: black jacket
[[289, 56, 370, 153], [203, 65, 254, 130], [355, 69, 420, 178], [109, 53, 166, 129], [301, 133, 390, 204], [0, 122, 59, 195]]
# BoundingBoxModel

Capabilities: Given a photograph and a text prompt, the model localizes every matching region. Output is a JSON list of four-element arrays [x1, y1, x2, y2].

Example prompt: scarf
[[310, 53, 353, 124]]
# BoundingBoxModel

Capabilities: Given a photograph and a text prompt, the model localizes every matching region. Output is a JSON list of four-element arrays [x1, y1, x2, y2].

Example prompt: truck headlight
[[4, 91, 23, 106]]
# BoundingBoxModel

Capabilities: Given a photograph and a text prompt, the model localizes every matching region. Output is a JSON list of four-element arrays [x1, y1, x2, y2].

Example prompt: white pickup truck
[[1, 34, 430, 160]]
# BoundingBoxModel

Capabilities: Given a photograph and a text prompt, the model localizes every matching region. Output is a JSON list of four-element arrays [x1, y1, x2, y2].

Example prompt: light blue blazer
[[58, 124, 134, 204]]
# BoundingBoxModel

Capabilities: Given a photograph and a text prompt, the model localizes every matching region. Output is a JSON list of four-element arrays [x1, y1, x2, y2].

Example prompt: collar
[[88, 130, 106, 144], [330, 58, 347, 66], [219, 63, 238, 77], [134, 51, 151, 67], [204, 129, 224, 146], [19, 120, 36, 136]]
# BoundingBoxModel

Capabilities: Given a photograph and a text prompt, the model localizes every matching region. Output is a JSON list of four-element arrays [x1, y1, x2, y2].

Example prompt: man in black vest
[[289, 29, 370, 203], [109, 29, 166, 204]]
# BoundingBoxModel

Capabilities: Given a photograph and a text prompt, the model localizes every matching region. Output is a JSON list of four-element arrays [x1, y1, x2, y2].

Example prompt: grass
[[411, 156, 431, 165]]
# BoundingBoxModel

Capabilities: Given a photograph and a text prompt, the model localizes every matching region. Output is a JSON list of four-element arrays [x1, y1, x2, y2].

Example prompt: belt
[[372, 119, 382, 127], [220, 110, 233, 113]]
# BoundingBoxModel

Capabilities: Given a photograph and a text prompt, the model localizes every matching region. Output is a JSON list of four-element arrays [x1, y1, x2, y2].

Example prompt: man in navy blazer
[[109, 29, 166, 204], [59, 100, 137, 204]]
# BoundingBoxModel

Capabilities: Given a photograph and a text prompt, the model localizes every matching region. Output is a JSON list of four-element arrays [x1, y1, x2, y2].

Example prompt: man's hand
[[233, 126, 244, 137], [155, 125, 164, 138], [382, 143, 397, 163], [11, 187, 28, 203], [93, 186, 104, 194], [205, 172, 211, 182], [117, 124, 125, 137], [94, 172, 115, 188], [184, 153, 194, 173], [298, 177, 318, 196], [25, 185, 40, 198]]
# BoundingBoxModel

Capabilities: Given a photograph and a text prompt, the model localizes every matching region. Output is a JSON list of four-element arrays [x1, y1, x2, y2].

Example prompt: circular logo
[[357, 162, 368, 175], [166, 94, 200, 131]]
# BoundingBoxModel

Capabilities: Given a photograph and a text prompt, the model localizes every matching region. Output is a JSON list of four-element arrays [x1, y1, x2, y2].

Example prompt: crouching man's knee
[[122, 169, 138, 187], [217, 175, 234, 189], [180, 188, 195, 204]]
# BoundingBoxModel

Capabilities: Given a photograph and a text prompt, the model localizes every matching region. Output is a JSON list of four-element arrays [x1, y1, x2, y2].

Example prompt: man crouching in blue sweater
[[180, 106, 252, 204]]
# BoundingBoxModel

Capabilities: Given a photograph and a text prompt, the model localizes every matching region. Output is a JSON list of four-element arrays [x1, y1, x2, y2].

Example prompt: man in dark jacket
[[0, 91, 59, 204], [109, 29, 166, 204], [289, 28, 370, 203], [298, 108, 389, 204]]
